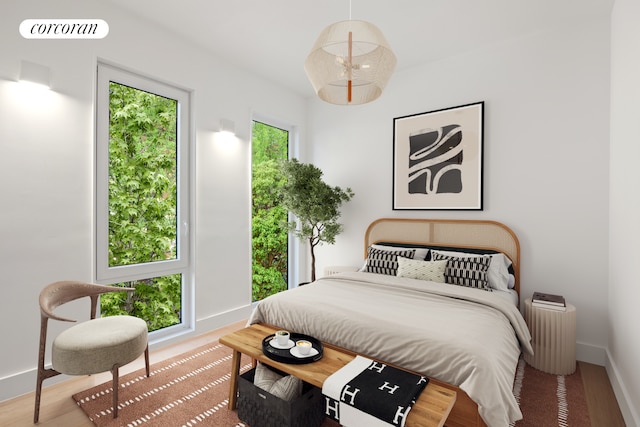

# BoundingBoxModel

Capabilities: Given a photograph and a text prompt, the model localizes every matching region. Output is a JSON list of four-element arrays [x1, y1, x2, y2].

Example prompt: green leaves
[[251, 122, 289, 301], [279, 158, 354, 281], [101, 82, 181, 332], [100, 276, 181, 332], [107, 82, 177, 268]]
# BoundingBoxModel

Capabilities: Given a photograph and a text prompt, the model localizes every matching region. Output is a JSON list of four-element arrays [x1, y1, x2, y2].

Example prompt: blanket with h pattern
[[322, 356, 429, 427]]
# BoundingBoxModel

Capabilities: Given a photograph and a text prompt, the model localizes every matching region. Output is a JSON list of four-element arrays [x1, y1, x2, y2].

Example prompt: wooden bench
[[220, 323, 456, 427]]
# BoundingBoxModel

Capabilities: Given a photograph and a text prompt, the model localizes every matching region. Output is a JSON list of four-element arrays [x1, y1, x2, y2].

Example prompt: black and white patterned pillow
[[364, 247, 416, 276], [432, 253, 491, 290]]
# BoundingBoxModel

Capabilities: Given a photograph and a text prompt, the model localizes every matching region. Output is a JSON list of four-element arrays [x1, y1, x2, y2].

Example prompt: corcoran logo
[[20, 19, 109, 39]]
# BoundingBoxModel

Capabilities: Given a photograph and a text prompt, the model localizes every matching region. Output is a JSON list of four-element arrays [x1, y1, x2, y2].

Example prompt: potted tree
[[279, 158, 354, 282]]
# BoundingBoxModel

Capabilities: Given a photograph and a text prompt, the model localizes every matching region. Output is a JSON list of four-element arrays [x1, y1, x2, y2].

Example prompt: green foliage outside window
[[251, 122, 289, 301], [100, 82, 181, 331]]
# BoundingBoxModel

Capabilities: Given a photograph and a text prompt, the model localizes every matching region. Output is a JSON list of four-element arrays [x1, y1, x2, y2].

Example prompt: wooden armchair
[[34, 281, 150, 423]]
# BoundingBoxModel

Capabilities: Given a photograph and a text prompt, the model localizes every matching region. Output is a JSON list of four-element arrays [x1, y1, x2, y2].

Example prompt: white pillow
[[396, 257, 447, 283], [431, 250, 512, 291]]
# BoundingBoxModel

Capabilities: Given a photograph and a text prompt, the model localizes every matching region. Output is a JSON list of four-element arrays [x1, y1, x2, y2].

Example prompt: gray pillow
[[253, 363, 302, 401]]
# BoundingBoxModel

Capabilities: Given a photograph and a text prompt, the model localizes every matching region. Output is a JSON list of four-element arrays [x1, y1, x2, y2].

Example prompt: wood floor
[[581, 362, 627, 427], [0, 320, 626, 427]]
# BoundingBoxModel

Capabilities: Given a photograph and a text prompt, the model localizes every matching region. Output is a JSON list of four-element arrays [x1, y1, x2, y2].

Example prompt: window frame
[[95, 61, 193, 336]]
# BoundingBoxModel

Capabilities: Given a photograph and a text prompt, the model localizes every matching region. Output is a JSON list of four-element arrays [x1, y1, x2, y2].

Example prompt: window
[[96, 62, 192, 336], [251, 119, 293, 301]]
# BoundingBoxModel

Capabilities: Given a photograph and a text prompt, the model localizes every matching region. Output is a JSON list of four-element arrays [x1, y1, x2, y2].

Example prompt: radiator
[[523, 298, 576, 375]]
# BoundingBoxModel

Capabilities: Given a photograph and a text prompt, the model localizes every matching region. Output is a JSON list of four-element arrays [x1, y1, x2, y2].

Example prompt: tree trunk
[[309, 239, 317, 282], [125, 281, 134, 314]]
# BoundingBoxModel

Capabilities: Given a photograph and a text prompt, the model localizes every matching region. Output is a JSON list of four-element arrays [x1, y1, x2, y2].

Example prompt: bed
[[248, 218, 533, 427]]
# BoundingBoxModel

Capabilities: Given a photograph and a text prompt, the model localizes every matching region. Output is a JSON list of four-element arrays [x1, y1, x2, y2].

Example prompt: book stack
[[532, 291, 566, 311]]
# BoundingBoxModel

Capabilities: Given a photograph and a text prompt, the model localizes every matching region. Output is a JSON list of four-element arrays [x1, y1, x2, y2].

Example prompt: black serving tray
[[262, 332, 324, 364]]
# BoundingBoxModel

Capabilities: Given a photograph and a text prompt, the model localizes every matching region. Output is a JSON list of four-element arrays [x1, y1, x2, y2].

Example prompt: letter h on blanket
[[322, 356, 429, 427]]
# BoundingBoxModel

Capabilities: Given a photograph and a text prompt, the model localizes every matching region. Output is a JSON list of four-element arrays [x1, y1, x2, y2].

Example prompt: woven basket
[[237, 368, 325, 427]]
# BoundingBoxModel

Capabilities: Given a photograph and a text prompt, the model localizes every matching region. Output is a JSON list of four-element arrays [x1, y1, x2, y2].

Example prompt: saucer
[[290, 346, 319, 358], [270, 338, 294, 349]]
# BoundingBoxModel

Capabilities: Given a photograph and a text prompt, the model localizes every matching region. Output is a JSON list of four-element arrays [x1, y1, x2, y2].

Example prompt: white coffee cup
[[296, 340, 312, 355], [275, 330, 290, 346]]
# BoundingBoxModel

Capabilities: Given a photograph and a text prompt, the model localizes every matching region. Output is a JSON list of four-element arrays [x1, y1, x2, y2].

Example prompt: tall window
[[251, 120, 290, 301], [96, 63, 192, 335]]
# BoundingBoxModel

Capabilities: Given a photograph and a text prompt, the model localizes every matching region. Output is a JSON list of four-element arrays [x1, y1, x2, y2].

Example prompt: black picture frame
[[392, 101, 484, 210]]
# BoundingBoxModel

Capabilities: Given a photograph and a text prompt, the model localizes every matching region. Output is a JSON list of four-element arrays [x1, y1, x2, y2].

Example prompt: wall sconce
[[219, 119, 235, 136], [19, 60, 51, 89]]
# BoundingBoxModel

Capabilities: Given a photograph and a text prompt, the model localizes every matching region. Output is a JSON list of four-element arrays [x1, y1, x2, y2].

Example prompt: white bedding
[[249, 271, 533, 427], [494, 288, 519, 306]]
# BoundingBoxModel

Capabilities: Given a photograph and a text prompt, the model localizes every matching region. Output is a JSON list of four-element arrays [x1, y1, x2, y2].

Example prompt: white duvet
[[249, 271, 533, 427]]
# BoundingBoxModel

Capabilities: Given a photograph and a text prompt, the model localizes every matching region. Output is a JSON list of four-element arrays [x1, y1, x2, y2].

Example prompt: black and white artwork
[[393, 102, 484, 210]]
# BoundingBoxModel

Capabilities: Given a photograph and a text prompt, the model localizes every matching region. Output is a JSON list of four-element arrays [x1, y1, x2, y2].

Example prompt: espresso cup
[[296, 340, 312, 355], [275, 330, 290, 346]]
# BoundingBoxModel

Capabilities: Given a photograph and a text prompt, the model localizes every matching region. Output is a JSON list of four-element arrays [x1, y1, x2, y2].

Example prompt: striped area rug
[[73, 343, 590, 427], [511, 357, 591, 427], [72, 342, 252, 427]]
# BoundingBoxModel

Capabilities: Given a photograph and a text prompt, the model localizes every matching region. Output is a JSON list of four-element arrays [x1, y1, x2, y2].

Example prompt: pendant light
[[304, 3, 396, 105]]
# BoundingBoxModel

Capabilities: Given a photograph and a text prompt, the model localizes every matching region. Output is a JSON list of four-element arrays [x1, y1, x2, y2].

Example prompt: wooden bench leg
[[228, 349, 241, 410]]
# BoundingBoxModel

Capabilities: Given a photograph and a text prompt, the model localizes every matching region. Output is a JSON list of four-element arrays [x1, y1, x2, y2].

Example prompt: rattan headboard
[[364, 218, 520, 297]]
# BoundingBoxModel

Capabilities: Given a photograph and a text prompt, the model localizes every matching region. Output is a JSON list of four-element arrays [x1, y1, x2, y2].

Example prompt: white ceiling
[[105, 0, 613, 98]]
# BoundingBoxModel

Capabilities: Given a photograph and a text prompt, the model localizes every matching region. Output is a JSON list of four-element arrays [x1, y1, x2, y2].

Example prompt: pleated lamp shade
[[304, 20, 396, 105]]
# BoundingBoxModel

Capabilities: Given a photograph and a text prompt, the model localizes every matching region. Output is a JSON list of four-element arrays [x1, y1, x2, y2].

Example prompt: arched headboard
[[364, 218, 520, 298]]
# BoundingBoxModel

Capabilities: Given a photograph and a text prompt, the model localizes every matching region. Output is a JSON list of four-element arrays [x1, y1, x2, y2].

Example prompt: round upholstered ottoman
[[52, 315, 148, 375]]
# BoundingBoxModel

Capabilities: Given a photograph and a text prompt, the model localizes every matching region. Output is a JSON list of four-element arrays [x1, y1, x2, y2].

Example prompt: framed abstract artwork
[[392, 101, 484, 210]]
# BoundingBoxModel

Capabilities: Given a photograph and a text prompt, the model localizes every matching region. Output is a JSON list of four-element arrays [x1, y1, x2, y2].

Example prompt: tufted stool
[[34, 281, 150, 423]]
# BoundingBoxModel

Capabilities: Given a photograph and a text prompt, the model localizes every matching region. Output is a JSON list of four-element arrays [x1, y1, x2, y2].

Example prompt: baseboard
[[145, 304, 253, 350], [0, 363, 68, 404], [606, 350, 640, 427], [194, 304, 252, 335], [576, 341, 607, 365], [0, 304, 253, 404]]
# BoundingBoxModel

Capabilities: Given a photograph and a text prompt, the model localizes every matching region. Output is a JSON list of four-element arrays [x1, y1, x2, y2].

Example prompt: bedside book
[[532, 301, 567, 311], [532, 291, 565, 307]]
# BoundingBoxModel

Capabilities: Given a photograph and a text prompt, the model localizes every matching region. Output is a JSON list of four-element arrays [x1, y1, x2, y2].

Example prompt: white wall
[[308, 20, 611, 363], [609, 0, 640, 424], [309, 14, 640, 424], [0, 0, 306, 401], [2, 1, 636, 423]]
